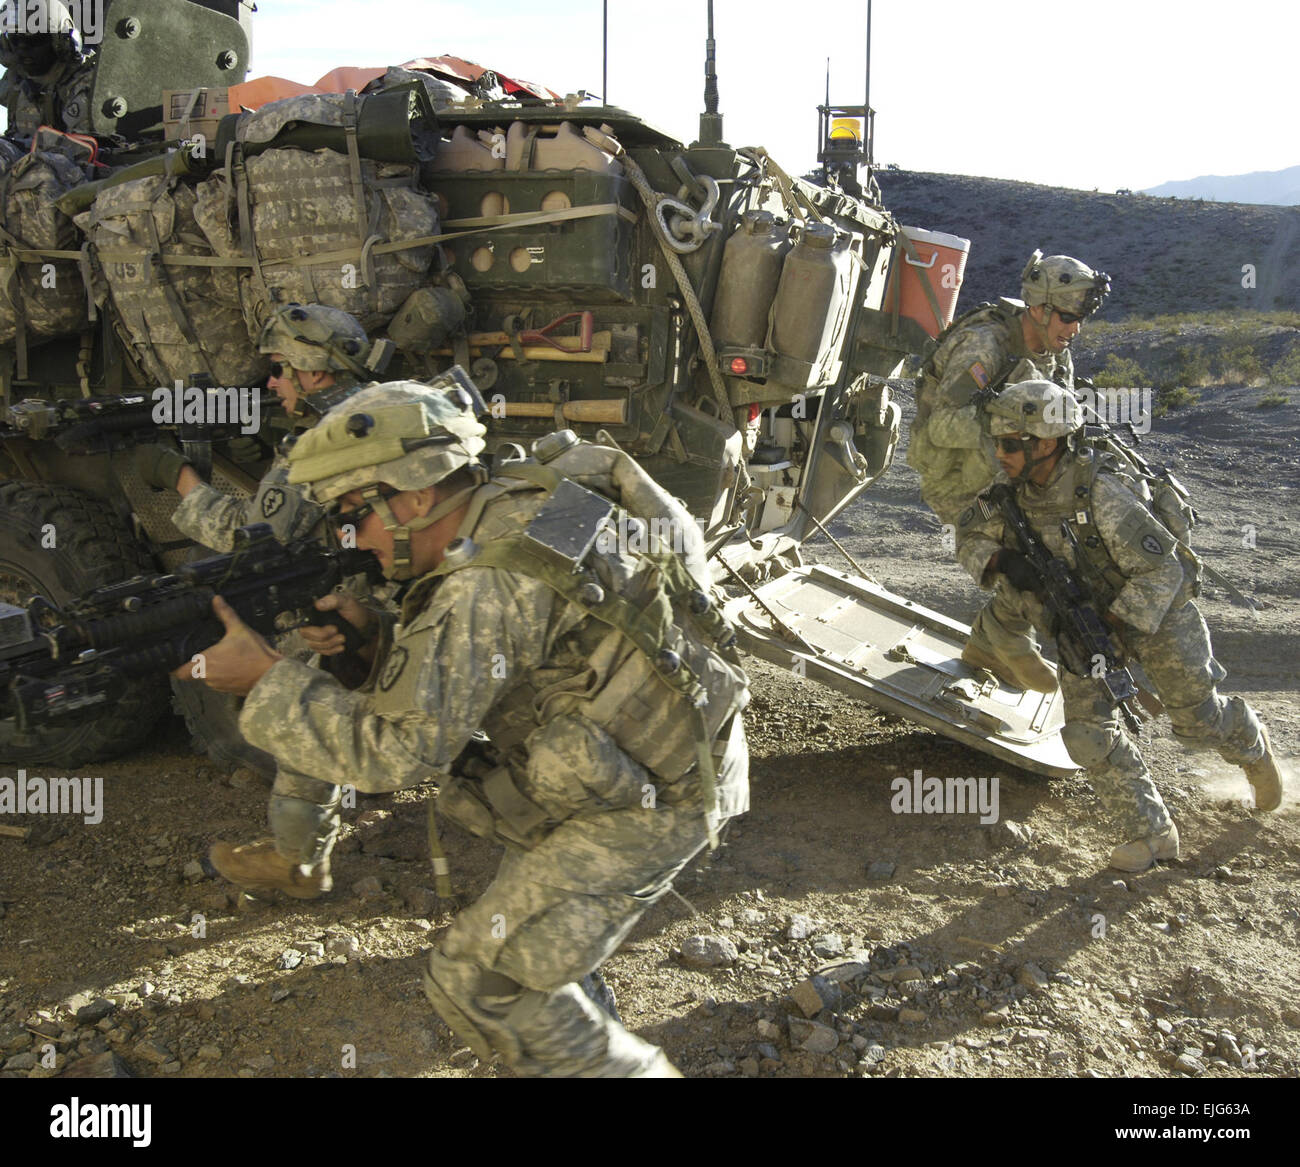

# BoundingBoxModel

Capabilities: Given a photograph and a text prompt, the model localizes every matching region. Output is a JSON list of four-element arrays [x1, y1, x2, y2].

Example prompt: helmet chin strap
[[362, 480, 484, 581], [1026, 304, 1053, 351], [1005, 435, 1058, 483]]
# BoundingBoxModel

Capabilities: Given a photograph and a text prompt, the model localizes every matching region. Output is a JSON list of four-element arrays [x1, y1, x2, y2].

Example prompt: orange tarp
[[225, 57, 560, 112], [227, 67, 387, 111]]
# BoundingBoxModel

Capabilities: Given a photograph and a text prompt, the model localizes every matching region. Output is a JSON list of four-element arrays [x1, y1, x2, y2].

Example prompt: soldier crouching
[[175, 378, 750, 1076], [957, 381, 1283, 872]]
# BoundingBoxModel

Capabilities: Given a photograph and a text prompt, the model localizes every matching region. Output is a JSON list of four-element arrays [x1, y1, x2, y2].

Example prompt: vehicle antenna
[[602, 0, 608, 104], [864, 0, 872, 166], [698, 0, 723, 147]]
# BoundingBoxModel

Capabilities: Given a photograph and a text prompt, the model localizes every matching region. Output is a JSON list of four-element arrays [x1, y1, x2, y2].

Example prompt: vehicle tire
[[0, 481, 168, 766], [170, 677, 276, 780]]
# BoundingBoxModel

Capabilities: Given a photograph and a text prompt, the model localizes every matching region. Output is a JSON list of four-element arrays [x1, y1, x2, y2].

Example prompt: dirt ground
[[1, 363, 1297, 1081]]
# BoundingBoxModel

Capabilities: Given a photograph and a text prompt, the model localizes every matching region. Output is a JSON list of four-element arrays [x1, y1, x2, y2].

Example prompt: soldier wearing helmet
[[178, 378, 751, 1076], [134, 303, 385, 553], [0, 0, 95, 137], [907, 250, 1110, 693], [956, 381, 1283, 872]]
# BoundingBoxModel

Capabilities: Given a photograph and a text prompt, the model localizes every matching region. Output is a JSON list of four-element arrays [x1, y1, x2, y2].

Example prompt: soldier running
[[909, 251, 1109, 692], [957, 381, 1283, 872]]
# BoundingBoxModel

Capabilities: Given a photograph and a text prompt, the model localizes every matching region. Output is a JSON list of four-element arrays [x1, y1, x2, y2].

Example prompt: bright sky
[[244, 0, 1297, 193]]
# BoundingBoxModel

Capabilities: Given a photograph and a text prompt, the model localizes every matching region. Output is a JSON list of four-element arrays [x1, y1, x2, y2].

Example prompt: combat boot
[[1108, 823, 1180, 873], [1242, 726, 1283, 812], [209, 839, 332, 899], [961, 638, 1057, 693]]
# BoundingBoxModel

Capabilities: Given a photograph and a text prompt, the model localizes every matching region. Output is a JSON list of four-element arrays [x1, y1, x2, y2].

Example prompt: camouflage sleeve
[[58, 61, 95, 135], [956, 498, 1005, 586], [1091, 474, 1186, 634], [238, 567, 557, 794], [171, 458, 322, 551], [926, 331, 1003, 450]]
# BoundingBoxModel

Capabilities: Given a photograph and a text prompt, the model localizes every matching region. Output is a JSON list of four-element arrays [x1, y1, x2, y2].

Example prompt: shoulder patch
[[378, 646, 409, 692], [968, 361, 990, 389], [261, 487, 286, 518], [1141, 534, 1165, 556]]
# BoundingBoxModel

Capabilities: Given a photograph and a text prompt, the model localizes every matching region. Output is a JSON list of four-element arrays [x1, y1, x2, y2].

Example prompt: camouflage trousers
[[1057, 601, 1264, 840], [422, 797, 715, 1077], [267, 767, 342, 866]]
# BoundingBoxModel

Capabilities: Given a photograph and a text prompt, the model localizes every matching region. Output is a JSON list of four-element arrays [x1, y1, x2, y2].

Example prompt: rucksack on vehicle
[[78, 172, 266, 387], [194, 90, 443, 335], [0, 139, 94, 362]]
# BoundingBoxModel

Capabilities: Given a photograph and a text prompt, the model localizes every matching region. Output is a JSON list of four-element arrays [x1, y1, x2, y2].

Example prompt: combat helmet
[[1020, 251, 1110, 318], [986, 380, 1082, 481], [257, 302, 376, 377], [286, 373, 488, 579], [0, 0, 83, 80], [987, 379, 1084, 438]]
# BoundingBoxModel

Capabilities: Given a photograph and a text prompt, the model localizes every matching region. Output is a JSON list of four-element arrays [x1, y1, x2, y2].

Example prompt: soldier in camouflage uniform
[[0, 0, 95, 137], [176, 380, 750, 1075], [136, 304, 384, 899], [908, 252, 1110, 692], [134, 303, 379, 552], [957, 381, 1283, 872]]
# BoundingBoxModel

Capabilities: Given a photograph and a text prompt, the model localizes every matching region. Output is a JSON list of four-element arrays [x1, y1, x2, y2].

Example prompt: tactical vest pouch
[[434, 442, 749, 845], [1064, 453, 1197, 614], [436, 767, 552, 850]]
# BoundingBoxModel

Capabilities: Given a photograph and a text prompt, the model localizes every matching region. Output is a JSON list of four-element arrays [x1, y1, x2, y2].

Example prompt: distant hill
[[1144, 165, 1300, 207], [877, 170, 1300, 316]]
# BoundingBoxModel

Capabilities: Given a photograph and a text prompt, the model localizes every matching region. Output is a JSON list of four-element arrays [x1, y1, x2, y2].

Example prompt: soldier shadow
[[620, 736, 1277, 1076]]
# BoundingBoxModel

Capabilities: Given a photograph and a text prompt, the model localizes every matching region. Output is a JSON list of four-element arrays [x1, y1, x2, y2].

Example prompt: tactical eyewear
[[328, 486, 400, 532], [994, 435, 1034, 454], [268, 361, 290, 379], [1053, 309, 1087, 325]]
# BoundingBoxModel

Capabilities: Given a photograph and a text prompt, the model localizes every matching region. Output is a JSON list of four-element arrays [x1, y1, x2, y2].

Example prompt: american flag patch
[[969, 362, 990, 388]]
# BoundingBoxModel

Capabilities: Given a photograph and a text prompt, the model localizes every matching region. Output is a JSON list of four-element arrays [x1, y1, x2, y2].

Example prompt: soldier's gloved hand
[[133, 443, 191, 491], [995, 549, 1045, 596], [225, 435, 266, 464]]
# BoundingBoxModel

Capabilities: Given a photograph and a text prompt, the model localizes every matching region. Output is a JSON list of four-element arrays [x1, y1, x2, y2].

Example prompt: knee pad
[[1061, 722, 1120, 770], [269, 795, 340, 866]]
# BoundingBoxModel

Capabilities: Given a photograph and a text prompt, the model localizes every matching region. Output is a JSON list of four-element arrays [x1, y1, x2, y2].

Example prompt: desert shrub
[[1256, 393, 1290, 408], [1267, 340, 1300, 387], [1215, 344, 1265, 384], [1154, 385, 1200, 415], [1092, 353, 1148, 387]]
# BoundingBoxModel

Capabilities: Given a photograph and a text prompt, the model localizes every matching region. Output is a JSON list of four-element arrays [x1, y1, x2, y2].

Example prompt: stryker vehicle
[[0, 0, 1075, 778]]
